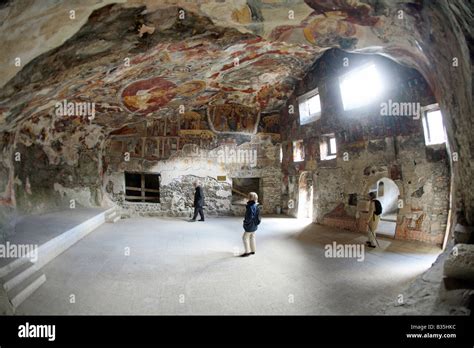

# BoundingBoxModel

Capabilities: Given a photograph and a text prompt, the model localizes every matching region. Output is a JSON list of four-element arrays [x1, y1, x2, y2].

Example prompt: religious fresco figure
[[207, 103, 259, 134]]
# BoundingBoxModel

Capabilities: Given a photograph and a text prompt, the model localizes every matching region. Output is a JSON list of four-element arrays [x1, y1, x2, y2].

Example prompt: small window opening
[[422, 106, 446, 146], [125, 172, 160, 203], [293, 140, 305, 162], [298, 89, 322, 125], [320, 134, 337, 161]]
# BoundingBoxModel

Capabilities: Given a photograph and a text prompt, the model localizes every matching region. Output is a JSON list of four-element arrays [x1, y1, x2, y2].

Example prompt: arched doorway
[[368, 177, 400, 237], [298, 172, 313, 219]]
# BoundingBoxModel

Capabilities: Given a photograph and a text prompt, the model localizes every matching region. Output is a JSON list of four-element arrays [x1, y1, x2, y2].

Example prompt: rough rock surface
[[444, 244, 474, 282], [381, 241, 473, 315]]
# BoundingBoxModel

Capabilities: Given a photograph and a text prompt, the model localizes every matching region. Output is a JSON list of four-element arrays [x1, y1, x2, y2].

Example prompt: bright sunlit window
[[298, 89, 321, 125], [422, 108, 446, 145], [339, 63, 384, 110], [320, 134, 336, 161], [329, 137, 337, 155], [293, 140, 305, 162]]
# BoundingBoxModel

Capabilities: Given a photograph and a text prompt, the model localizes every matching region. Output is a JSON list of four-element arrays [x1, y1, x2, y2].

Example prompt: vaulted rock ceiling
[[0, 0, 472, 221]]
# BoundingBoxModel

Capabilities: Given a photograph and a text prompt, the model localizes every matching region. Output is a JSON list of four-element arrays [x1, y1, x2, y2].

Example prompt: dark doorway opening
[[232, 177, 262, 205]]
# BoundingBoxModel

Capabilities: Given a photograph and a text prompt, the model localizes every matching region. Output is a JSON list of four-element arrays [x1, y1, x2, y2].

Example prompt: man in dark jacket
[[240, 192, 261, 257], [190, 181, 205, 222]]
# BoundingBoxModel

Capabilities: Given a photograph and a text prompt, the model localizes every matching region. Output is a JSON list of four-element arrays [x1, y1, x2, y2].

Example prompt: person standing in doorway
[[366, 192, 382, 248], [190, 181, 205, 222], [240, 192, 261, 257]]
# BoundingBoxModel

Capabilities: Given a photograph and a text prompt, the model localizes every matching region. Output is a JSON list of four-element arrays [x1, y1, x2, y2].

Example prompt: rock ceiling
[[0, 0, 435, 133], [0, 0, 471, 163]]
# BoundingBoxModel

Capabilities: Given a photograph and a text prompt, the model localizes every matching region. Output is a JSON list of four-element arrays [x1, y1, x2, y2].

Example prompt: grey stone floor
[[16, 216, 440, 315]]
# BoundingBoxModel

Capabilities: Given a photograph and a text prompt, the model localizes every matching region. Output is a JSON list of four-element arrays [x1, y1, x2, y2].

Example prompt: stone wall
[[0, 132, 15, 241], [280, 49, 451, 246], [0, 114, 106, 241], [103, 115, 282, 217]]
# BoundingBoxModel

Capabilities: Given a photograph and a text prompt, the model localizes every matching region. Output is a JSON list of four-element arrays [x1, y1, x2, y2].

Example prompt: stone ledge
[[322, 216, 357, 232], [444, 244, 474, 282], [453, 223, 473, 244]]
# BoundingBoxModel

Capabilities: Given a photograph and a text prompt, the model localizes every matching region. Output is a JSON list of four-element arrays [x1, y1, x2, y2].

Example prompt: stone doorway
[[369, 177, 400, 238], [231, 177, 262, 205], [298, 172, 313, 219]]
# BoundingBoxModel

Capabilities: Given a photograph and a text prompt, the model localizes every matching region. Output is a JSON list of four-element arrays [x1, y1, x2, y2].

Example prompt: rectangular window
[[339, 63, 384, 110], [293, 140, 305, 162], [298, 89, 321, 125], [329, 137, 337, 155], [125, 172, 160, 203], [320, 134, 337, 161], [422, 107, 446, 145]]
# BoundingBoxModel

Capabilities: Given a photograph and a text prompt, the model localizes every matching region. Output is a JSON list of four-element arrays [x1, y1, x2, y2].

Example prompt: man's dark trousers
[[192, 186, 205, 221], [192, 206, 204, 221]]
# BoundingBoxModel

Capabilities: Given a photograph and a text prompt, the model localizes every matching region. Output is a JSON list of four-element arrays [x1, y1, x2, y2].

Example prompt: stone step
[[105, 207, 117, 217], [106, 211, 117, 222], [380, 217, 397, 222], [1, 260, 37, 292], [105, 208, 121, 223], [0, 256, 30, 278], [105, 211, 116, 219], [7, 270, 46, 309]]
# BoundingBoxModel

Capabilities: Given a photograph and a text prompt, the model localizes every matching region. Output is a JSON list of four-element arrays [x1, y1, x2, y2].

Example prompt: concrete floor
[[16, 216, 440, 315]]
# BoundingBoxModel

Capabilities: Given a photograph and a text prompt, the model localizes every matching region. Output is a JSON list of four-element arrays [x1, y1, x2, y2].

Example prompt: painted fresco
[[207, 104, 259, 135], [121, 77, 177, 114], [121, 78, 207, 115], [258, 114, 281, 142], [0, 0, 430, 173], [107, 110, 219, 162], [0, 0, 457, 231]]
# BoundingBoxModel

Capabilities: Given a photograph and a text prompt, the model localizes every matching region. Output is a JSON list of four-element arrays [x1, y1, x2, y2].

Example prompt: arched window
[[377, 181, 384, 197]]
